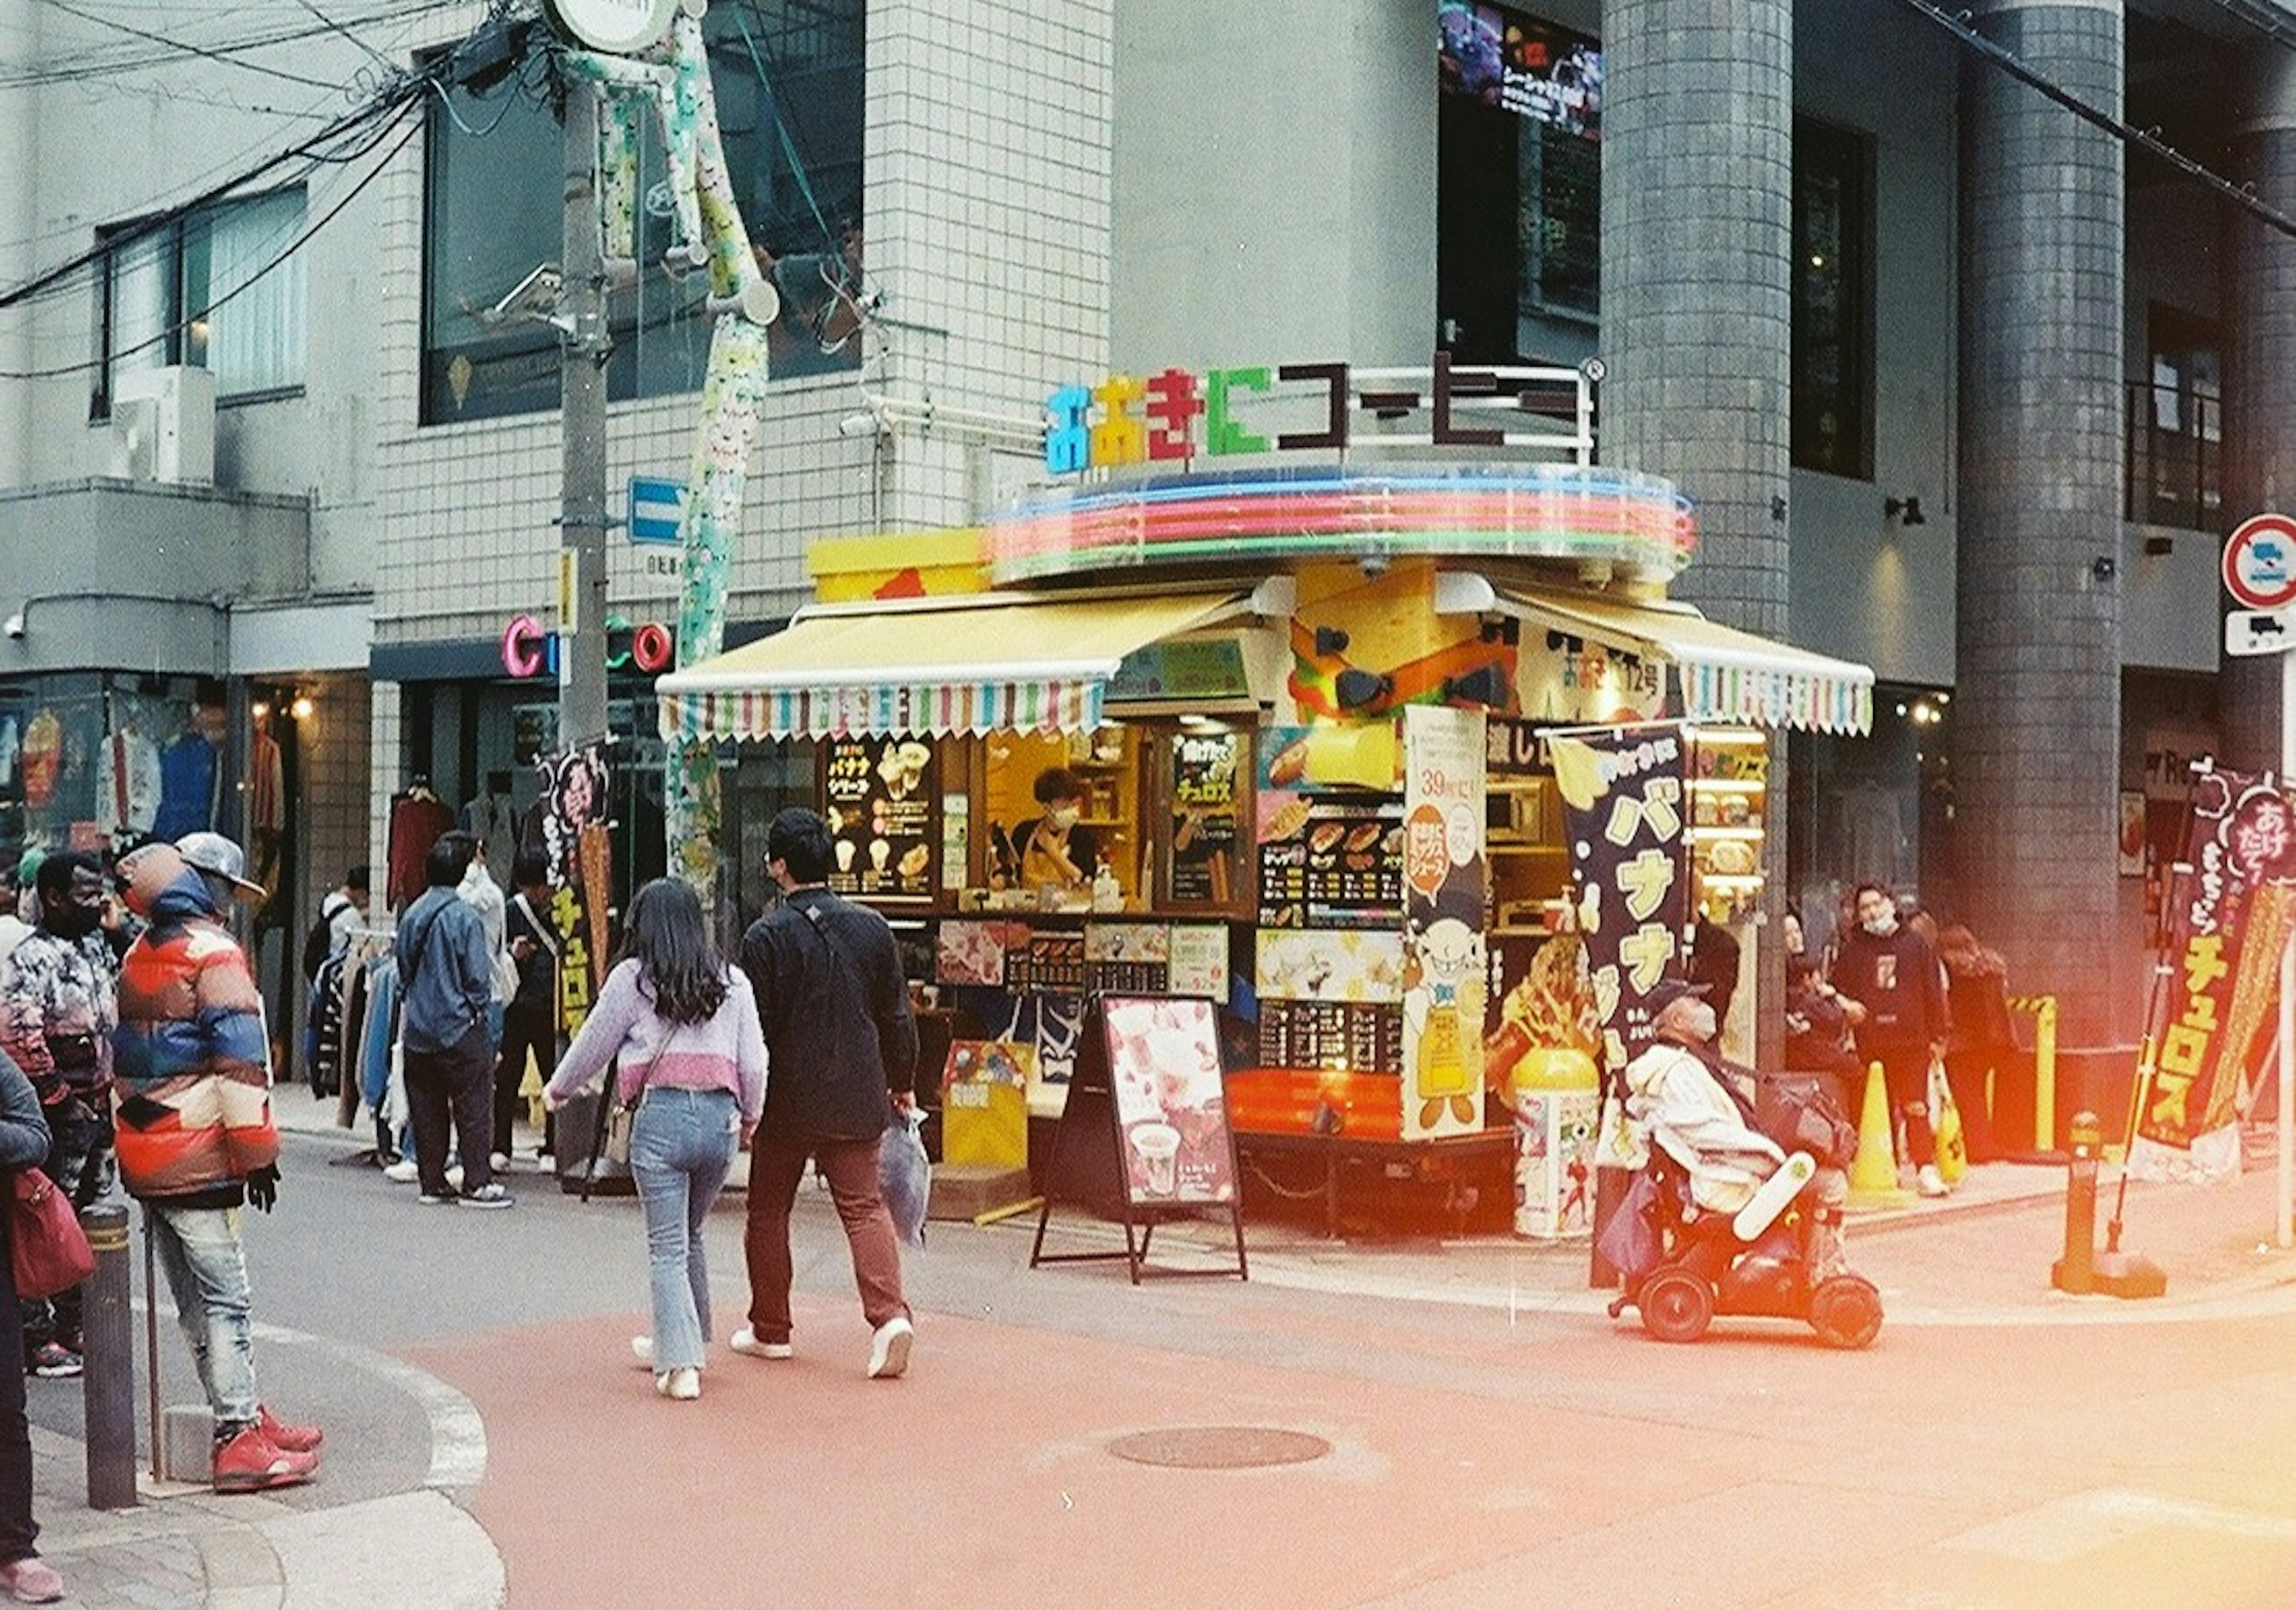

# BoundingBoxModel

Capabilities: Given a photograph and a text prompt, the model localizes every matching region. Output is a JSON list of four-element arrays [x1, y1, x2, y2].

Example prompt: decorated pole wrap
[[566, 8, 780, 897]]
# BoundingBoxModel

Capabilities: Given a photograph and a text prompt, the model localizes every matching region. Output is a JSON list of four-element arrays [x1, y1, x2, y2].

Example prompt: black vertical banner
[[1546, 722, 1691, 1071]]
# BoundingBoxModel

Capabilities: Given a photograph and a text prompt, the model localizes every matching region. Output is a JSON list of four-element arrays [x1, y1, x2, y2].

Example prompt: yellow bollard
[[1848, 1060, 1913, 1208]]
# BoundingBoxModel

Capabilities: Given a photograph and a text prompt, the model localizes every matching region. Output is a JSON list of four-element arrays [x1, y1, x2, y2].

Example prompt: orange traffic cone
[[1848, 1060, 1913, 1208]]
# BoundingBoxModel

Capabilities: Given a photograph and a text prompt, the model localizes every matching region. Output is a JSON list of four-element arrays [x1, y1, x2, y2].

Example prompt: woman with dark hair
[[542, 879, 765, 1401], [1935, 922, 2014, 1163]]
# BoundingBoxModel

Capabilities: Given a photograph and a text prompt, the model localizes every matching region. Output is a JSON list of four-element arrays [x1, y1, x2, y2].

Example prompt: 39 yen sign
[[2224, 514, 2296, 612]]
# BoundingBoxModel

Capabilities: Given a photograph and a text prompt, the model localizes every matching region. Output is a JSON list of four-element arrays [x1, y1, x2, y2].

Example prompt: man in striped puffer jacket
[[112, 834, 323, 1495]]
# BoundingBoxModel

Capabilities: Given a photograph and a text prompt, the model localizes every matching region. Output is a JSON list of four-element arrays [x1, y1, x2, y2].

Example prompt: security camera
[[1358, 553, 1391, 579], [3, 614, 23, 641], [837, 410, 880, 438]]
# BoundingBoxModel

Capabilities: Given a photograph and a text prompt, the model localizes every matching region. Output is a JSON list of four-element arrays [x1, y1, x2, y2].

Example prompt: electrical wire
[[1891, 0, 2296, 241], [28, 0, 379, 92], [0, 109, 422, 381], [0, 0, 464, 90]]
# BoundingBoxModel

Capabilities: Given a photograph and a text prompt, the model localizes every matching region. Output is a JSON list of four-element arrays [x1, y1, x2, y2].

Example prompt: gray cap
[[175, 831, 265, 897]]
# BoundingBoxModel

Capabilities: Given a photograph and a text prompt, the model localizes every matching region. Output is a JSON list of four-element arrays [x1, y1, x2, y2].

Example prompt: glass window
[[91, 188, 307, 419], [420, 1, 865, 427], [1436, 4, 1602, 364], [1791, 118, 1873, 479]]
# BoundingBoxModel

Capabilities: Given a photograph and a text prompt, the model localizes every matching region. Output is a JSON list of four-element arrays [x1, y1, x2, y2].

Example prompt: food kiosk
[[657, 360, 1874, 1234]]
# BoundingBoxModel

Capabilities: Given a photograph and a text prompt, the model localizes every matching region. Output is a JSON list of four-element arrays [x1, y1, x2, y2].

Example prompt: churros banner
[[2130, 767, 2296, 1182], [1548, 721, 1691, 1072]]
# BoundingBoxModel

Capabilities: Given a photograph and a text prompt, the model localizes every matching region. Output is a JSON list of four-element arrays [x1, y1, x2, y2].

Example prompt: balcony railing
[[2124, 381, 2221, 531]]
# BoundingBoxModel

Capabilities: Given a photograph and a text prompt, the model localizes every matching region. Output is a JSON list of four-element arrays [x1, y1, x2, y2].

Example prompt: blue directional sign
[[628, 476, 685, 546]]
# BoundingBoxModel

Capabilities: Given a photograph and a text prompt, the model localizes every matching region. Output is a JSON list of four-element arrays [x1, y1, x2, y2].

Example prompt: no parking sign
[[2223, 513, 2296, 612]]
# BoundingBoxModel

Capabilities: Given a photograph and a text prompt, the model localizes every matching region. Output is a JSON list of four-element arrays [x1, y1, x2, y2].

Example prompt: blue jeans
[[149, 1204, 258, 1428], [630, 1088, 737, 1371]]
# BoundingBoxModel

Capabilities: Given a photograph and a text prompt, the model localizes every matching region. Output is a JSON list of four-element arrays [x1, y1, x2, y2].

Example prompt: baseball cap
[[175, 832, 265, 898], [1641, 977, 1711, 1015]]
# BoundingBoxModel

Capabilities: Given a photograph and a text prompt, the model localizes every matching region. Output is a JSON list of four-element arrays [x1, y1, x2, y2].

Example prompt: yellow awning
[[657, 590, 1249, 741], [1497, 586, 1874, 735]]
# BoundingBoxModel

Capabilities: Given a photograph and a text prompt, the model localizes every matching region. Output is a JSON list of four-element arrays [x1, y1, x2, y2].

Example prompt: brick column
[[1955, 0, 2124, 1044], [2221, 51, 2296, 772], [1599, 0, 1791, 1066]]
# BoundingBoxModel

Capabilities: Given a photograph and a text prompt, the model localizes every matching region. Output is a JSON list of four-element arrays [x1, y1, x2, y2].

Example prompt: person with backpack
[[301, 867, 368, 986], [493, 847, 560, 1166]]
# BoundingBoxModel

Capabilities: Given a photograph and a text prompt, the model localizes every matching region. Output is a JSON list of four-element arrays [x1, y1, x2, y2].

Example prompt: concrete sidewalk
[[39, 1096, 2292, 1609]]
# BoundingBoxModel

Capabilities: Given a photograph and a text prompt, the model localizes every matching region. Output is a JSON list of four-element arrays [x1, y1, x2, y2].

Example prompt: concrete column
[[1599, 1, 1793, 1068], [1954, 0, 2124, 1045], [1599, 0, 1793, 638], [2220, 51, 2296, 772]]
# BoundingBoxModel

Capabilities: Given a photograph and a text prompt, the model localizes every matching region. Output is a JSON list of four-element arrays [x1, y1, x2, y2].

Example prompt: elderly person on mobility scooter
[[1604, 977, 1880, 1348]]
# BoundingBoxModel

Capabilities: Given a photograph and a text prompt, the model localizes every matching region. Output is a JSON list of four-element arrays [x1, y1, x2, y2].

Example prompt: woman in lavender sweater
[[544, 880, 765, 1401]]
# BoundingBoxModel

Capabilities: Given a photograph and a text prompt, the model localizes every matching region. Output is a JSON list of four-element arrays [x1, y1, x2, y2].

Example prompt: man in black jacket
[[737, 808, 919, 1380], [1830, 883, 1952, 1197]]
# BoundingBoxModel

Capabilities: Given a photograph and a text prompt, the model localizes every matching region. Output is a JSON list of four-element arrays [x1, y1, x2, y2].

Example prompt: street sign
[[2222, 513, 2296, 611], [2225, 608, 2296, 657], [627, 476, 685, 547]]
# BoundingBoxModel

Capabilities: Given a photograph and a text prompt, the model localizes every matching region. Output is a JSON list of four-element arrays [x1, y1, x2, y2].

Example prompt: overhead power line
[[1891, 0, 2296, 241]]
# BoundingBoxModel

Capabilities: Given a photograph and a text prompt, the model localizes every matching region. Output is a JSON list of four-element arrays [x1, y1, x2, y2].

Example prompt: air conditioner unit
[[110, 365, 215, 485]]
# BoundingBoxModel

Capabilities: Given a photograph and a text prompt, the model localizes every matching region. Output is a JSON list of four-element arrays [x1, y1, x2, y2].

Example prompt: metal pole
[[142, 1208, 160, 1480], [78, 1204, 135, 1510], [2280, 647, 2294, 1250], [560, 82, 611, 751]]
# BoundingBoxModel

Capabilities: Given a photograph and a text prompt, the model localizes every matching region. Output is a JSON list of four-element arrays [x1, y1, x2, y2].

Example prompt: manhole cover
[[1106, 1426, 1332, 1469]]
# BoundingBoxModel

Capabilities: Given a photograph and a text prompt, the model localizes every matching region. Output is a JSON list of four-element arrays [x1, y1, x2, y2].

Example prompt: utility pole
[[558, 81, 610, 749]]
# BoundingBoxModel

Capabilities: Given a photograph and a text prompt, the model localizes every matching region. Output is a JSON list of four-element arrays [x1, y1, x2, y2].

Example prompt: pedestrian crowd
[[1781, 881, 2020, 1196], [0, 804, 920, 1604]]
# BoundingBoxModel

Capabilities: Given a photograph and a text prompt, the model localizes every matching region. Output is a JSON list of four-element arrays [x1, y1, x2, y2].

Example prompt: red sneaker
[[212, 1424, 318, 1493], [257, 1404, 323, 1454]]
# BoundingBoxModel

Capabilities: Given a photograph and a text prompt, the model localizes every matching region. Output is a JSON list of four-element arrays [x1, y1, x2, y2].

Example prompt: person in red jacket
[[113, 835, 323, 1494]]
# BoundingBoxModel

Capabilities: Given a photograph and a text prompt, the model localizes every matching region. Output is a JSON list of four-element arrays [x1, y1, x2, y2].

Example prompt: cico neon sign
[[501, 613, 677, 679]]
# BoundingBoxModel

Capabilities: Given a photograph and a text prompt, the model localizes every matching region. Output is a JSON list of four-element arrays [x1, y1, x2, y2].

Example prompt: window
[[2130, 306, 2220, 529], [1436, 4, 1602, 364], [1791, 118, 1873, 479], [91, 188, 307, 418], [421, 0, 865, 426]]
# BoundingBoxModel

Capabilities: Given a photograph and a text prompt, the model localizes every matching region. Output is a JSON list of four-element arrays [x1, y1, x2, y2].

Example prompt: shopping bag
[[1595, 1169, 1662, 1283], [602, 1099, 637, 1167], [1928, 1056, 1968, 1185], [880, 1109, 930, 1250], [10, 1169, 94, 1301]]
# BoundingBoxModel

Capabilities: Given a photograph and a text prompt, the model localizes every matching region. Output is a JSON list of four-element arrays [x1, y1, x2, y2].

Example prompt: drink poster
[[822, 736, 936, 901], [2130, 767, 2296, 1183], [1400, 706, 1487, 1139], [1548, 721, 1690, 1070], [1168, 729, 1242, 905], [1166, 924, 1231, 1002], [1102, 995, 1236, 1205]]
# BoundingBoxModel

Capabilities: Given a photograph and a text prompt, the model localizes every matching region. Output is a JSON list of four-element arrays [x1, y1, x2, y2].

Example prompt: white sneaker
[[866, 1315, 914, 1380], [630, 1337, 654, 1369], [729, 1327, 792, 1361], [1916, 1164, 1950, 1199], [445, 1163, 465, 1191], [382, 1160, 419, 1184], [489, 1152, 512, 1173], [655, 1367, 700, 1401]]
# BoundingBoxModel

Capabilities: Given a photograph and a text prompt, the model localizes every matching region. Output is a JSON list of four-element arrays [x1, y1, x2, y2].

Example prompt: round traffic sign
[[2225, 514, 2296, 611]]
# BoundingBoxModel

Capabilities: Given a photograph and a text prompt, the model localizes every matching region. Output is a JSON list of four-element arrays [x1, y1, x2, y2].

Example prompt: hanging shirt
[[386, 794, 456, 910], [248, 727, 285, 837], [95, 729, 162, 840], [152, 732, 219, 842]]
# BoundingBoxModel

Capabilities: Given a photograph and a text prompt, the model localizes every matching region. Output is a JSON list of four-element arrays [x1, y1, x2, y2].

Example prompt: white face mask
[[1048, 807, 1081, 831], [1862, 915, 1895, 937]]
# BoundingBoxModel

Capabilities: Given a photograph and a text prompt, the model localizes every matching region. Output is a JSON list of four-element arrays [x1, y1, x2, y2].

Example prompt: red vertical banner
[[2131, 768, 2296, 1181]]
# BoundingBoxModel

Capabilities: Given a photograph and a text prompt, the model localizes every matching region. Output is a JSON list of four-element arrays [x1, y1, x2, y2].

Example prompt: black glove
[[245, 1166, 280, 1214]]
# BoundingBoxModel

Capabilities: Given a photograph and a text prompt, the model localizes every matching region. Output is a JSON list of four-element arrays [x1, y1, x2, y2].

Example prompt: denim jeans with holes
[[630, 1088, 737, 1372], [149, 1204, 259, 1429]]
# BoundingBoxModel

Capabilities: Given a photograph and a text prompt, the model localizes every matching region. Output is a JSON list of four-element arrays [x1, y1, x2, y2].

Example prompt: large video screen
[[1437, 2, 1602, 140]]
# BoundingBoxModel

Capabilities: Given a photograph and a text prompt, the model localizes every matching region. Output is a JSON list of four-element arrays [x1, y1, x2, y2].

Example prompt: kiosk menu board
[[823, 736, 937, 901]]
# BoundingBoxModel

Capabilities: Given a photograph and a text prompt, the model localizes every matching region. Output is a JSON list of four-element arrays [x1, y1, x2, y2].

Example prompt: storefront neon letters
[[500, 613, 676, 679]]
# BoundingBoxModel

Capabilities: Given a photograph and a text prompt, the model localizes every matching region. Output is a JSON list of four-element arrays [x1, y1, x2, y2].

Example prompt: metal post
[[79, 1204, 136, 1509], [2034, 996, 2057, 1152], [142, 1208, 160, 1479], [560, 83, 611, 751], [2053, 1111, 2100, 1295]]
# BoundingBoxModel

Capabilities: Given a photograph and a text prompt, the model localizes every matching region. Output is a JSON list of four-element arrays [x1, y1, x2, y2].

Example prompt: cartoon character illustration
[[1405, 914, 1485, 1130]]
